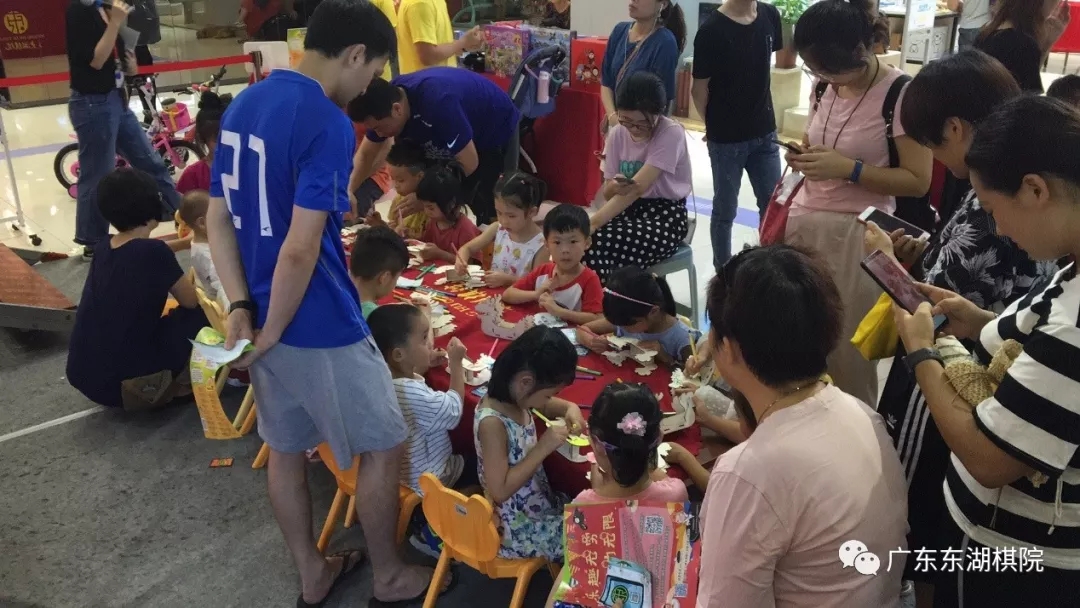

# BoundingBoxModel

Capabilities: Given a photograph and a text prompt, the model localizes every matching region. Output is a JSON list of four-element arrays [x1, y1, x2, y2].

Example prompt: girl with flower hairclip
[[575, 382, 689, 504], [576, 265, 697, 365]]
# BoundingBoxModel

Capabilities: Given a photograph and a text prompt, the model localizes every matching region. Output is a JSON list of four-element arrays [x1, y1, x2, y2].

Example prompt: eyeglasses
[[618, 115, 655, 131]]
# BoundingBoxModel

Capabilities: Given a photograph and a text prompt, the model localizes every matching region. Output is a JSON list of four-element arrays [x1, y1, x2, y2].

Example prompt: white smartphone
[[857, 207, 930, 241], [861, 250, 947, 330]]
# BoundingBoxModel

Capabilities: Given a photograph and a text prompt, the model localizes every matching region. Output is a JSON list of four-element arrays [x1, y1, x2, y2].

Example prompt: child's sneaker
[[408, 522, 443, 559]]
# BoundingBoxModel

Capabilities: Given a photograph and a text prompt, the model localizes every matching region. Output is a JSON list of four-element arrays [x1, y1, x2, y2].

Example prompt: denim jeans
[[707, 133, 781, 271], [68, 89, 180, 246]]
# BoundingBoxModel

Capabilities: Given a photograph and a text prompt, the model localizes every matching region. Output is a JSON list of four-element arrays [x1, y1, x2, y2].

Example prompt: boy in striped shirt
[[369, 304, 467, 493]]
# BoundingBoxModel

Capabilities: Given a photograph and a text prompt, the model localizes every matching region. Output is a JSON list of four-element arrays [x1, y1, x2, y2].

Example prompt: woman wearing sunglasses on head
[[893, 95, 1080, 606]]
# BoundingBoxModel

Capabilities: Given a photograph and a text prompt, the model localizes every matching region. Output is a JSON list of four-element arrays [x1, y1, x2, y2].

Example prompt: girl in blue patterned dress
[[473, 326, 585, 561]]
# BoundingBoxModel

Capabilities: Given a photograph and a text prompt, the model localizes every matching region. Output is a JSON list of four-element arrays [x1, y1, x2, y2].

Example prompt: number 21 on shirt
[[219, 130, 273, 237]]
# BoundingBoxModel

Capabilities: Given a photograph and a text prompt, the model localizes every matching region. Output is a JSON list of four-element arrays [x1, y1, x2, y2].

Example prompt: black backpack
[[813, 76, 936, 233]]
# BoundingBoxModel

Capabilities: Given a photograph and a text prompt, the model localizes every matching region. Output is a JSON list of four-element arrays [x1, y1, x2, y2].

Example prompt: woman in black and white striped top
[[894, 95, 1080, 606]]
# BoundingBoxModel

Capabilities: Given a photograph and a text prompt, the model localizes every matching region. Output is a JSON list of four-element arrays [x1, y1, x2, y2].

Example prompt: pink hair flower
[[617, 412, 646, 437]]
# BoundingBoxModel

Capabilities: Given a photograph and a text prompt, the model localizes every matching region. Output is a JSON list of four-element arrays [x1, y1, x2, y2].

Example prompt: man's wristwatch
[[228, 300, 257, 316], [904, 347, 944, 373]]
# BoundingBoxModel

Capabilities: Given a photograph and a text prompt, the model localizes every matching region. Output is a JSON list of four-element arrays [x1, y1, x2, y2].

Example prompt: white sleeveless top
[[491, 227, 545, 277]]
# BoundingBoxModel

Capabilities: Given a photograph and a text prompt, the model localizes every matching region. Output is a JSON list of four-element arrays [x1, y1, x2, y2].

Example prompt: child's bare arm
[[529, 245, 551, 271], [446, 337, 467, 402], [478, 417, 566, 504], [458, 223, 499, 269], [501, 286, 540, 304], [549, 305, 602, 325]]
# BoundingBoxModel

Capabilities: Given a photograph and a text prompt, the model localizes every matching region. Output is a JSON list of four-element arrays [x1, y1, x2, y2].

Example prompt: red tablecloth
[[482, 73, 605, 207], [380, 265, 702, 497]]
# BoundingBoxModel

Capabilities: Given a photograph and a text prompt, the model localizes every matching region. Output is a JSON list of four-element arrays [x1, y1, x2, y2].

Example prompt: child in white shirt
[[177, 190, 228, 309], [368, 303, 468, 494]]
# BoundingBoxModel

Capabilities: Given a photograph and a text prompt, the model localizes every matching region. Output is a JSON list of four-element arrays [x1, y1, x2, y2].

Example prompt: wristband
[[228, 300, 256, 316], [904, 347, 943, 373], [849, 159, 864, 184]]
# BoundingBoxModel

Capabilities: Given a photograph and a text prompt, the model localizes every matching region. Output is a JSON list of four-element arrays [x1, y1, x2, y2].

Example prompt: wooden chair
[[418, 473, 558, 608], [315, 443, 421, 552], [194, 283, 257, 433]]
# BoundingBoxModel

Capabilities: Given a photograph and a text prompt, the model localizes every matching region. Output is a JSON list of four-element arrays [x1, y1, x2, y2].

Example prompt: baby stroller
[[508, 45, 568, 174]]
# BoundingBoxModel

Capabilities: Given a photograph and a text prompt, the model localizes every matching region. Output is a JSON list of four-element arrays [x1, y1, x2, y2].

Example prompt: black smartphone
[[861, 250, 947, 330], [613, 175, 634, 185], [857, 207, 931, 240], [772, 139, 804, 154]]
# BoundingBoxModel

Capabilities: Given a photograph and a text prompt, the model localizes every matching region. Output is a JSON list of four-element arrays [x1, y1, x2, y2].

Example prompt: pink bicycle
[[53, 78, 204, 198]]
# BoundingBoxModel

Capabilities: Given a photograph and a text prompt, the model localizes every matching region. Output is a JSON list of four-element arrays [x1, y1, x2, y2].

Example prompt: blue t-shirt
[[601, 22, 679, 107], [366, 67, 520, 160], [615, 319, 696, 362], [210, 70, 366, 349]]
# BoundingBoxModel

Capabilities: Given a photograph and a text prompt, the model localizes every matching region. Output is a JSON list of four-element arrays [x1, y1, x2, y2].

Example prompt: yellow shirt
[[387, 194, 429, 240], [372, 0, 397, 81], [397, 0, 457, 75]]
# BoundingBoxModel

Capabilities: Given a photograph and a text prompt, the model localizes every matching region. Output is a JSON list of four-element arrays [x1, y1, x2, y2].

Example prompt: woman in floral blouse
[[866, 50, 1059, 606]]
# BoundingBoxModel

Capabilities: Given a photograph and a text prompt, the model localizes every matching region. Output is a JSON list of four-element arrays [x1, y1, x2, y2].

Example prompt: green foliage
[[771, 0, 810, 25]]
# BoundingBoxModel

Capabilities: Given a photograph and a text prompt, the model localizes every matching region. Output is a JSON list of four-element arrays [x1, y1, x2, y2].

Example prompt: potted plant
[[772, 0, 809, 69]]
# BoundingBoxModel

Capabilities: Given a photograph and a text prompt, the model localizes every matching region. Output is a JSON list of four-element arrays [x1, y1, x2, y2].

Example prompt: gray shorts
[[249, 337, 407, 466]]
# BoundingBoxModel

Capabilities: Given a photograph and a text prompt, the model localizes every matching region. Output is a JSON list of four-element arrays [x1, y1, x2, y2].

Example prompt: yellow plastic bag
[[851, 293, 898, 361]]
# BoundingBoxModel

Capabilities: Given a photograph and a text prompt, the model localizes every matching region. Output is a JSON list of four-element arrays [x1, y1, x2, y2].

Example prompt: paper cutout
[[433, 265, 454, 275], [533, 312, 567, 328], [446, 265, 484, 283], [449, 357, 492, 386], [434, 322, 457, 338], [396, 276, 422, 288], [476, 297, 535, 340], [656, 442, 672, 471], [660, 394, 696, 435], [602, 351, 630, 366], [430, 315, 454, 330], [632, 350, 658, 364], [634, 364, 657, 376], [606, 335, 640, 350], [557, 439, 590, 463]]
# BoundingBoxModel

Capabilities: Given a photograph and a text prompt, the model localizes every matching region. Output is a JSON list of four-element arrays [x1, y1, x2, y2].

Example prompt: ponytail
[[494, 171, 547, 211], [659, 1, 687, 53], [588, 383, 663, 488]]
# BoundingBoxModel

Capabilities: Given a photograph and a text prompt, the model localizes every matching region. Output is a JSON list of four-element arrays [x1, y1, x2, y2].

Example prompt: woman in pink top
[[785, 0, 933, 407], [585, 72, 692, 282], [697, 245, 909, 608]]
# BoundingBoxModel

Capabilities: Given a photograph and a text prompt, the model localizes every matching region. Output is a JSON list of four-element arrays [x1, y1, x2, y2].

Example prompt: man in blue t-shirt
[[346, 67, 521, 224], [205, 1, 442, 605]]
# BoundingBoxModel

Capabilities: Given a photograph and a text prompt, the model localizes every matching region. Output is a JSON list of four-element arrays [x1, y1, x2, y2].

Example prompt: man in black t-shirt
[[66, 0, 180, 259], [691, 0, 783, 272]]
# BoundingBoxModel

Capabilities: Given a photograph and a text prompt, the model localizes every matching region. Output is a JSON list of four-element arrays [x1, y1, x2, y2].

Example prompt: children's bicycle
[[52, 78, 204, 198]]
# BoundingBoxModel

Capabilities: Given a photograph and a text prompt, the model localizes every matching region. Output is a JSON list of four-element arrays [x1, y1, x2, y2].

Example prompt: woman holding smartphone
[[585, 72, 691, 282], [866, 49, 1059, 608], [893, 94, 1080, 606], [784, 0, 933, 407]]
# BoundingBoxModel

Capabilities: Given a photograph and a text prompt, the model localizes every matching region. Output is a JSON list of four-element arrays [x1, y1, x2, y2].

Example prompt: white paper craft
[[634, 363, 657, 376], [434, 277, 448, 286], [602, 351, 630, 366], [533, 313, 567, 328], [476, 297, 535, 340], [434, 322, 457, 338], [396, 276, 422, 288], [430, 315, 454, 330], [476, 353, 496, 369], [660, 394, 696, 435], [434, 265, 454, 275], [448, 358, 492, 386], [446, 265, 484, 283], [632, 350, 658, 364], [606, 336, 640, 350], [656, 442, 673, 471]]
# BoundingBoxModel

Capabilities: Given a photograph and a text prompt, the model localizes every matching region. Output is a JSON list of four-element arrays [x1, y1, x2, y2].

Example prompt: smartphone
[[772, 139, 804, 154], [613, 175, 634, 185], [857, 207, 930, 240], [861, 250, 947, 330]]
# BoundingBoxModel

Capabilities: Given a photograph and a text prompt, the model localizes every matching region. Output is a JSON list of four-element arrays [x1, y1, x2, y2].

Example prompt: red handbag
[[759, 168, 805, 246]]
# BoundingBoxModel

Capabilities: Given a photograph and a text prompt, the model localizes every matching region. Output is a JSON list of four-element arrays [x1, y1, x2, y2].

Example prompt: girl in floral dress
[[473, 326, 584, 560]]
